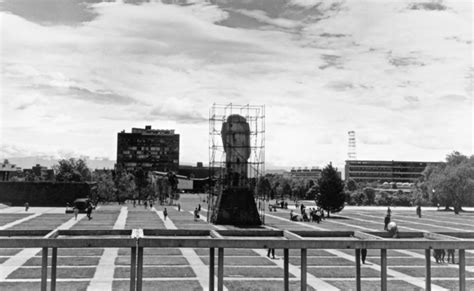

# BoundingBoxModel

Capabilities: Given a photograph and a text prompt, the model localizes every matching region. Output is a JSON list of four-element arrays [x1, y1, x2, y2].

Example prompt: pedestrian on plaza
[[150, 201, 153, 209], [86, 206, 93, 220], [144, 200, 148, 209], [133, 200, 136, 207], [447, 249, 455, 264], [178, 203, 181, 212], [73, 207, 79, 220], [198, 204, 201, 212], [416, 205, 422, 218], [24, 202, 29, 212], [437, 203, 440, 211], [361, 249, 367, 264], [387, 207, 391, 216], [384, 214, 391, 230], [194, 208, 199, 221], [267, 248, 276, 259], [163, 208, 168, 220]]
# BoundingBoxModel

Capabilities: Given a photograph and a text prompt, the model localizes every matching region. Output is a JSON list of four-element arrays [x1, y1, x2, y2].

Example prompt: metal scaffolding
[[208, 103, 266, 223]]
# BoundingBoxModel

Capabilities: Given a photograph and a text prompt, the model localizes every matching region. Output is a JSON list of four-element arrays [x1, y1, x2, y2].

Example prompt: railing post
[[130, 247, 137, 291], [301, 248, 307, 291], [284, 248, 289, 291], [459, 249, 465, 291], [51, 247, 57, 291], [41, 247, 48, 291], [355, 249, 361, 291], [136, 247, 143, 291], [380, 249, 387, 291], [209, 248, 215, 291], [425, 249, 431, 291], [218, 248, 224, 291]]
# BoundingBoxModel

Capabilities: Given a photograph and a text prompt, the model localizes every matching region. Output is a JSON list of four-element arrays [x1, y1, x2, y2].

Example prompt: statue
[[221, 114, 251, 188], [211, 114, 261, 225]]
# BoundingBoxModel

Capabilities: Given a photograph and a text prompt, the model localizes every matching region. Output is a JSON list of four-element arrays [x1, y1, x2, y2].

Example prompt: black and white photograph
[[0, 0, 473, 290]]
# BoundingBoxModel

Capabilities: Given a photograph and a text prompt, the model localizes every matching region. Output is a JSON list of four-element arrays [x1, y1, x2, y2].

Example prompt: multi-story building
[[345, 160, 442, 183], [116, 125, 179, 172], [23, 164, 55, 181], [0, 160, 21, 181], [289, 167, 322, 181]]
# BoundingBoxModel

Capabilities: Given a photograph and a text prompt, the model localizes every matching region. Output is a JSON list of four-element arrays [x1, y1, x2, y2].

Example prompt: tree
[[363, 187, 376, 205], [54, 158, 91, 182], [92, 170, 116, 202], [115, 172, 136, 203], [316, 163, 345, 217], [423, 152, 474, 210], [346, 179, 357, 192]]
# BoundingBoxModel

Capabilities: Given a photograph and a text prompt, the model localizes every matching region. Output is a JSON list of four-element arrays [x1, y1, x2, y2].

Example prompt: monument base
[[211, 187, 261, 226]]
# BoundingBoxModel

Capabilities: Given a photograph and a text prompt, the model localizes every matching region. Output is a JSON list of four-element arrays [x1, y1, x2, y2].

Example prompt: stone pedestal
[[211, 187, 261, 226]]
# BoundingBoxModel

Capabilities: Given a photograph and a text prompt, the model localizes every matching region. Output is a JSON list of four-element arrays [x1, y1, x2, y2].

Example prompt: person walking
[[144, 200, 148, 209], [73, 207, 79, 220], [416, 205, 422, 218], [361, 249, 367, 264], [86, 206, 93, 220], [198, 204, 201, 212], [387, 207, 391, 216], [267, 248, 276, 259], [163, 208, 168, 220], [150, 201, 153, 209], [447, 249, 455, 264], [178, 203, 181, 212], [384, 214, 391, 230], [24, 202, 29, 212], [194, 208, 199, 221]]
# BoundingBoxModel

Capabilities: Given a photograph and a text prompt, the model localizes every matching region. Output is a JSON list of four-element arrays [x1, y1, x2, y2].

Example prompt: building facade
[[0, 160, 21, 181], [116, 125, 179, 172], [289, 167, 322, 181], [345, 160, 441, 183]]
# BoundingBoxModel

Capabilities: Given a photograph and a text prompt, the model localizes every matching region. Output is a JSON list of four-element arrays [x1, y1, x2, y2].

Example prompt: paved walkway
[[154, 209, 227, 291], [88, 206, 128, 291]]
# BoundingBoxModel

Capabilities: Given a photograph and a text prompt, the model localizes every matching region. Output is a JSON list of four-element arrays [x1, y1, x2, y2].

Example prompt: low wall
[[0, 182, 95, 207]]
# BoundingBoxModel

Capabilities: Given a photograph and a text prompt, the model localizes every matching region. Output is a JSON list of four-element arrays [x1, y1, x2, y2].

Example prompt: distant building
[[0, 160, 21, 181], [290, 167, 322, 181], [345, 160, 442, 183], [116, 125, 180, 172], [178, 162, 210, 179], [23, 164, 55, 181]]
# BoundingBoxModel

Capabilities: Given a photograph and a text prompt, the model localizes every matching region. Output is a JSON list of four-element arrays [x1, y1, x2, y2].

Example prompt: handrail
[[0, 229, 472, 291]]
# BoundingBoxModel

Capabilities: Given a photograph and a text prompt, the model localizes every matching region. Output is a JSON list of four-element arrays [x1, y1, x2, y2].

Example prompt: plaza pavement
[[0, 196, 473, 290]]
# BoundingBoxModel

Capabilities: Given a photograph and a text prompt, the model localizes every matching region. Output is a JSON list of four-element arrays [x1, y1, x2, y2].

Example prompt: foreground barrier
[[1, 229, 473, 291]]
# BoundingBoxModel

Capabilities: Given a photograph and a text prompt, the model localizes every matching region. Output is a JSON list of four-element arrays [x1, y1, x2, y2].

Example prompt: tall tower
[[348, 131, 357, 160]]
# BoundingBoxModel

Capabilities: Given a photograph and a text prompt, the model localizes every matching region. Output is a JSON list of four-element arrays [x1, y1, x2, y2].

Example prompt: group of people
[[433, 249, 456, 264], [289, 205, 325, 223]]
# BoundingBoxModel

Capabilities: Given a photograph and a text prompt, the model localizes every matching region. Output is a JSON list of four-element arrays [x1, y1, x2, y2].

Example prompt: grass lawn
[[40, 248, 105, 256], [330, 280, 421, 291], [223, 266, 292, 278], [199, 256, 275, 266], [0, 282, 89, 291], [115, 255, 188, 266], [194, 248, 258, 256], [112, 280, 201, 291], [432, 280, 474, 290], [0, 214, 30, 225], [10, 214, 70, 230], [118, 248, 181, 256], [7, 267, 95, 279], [288, 257, 353, 266], [390, 266, 469, 277], [25, 256, 100, 266], [224, 280, 315, 291], [307, 266, 382, 278], [0, 248, 22, 256], [114, 266, 196, 278]]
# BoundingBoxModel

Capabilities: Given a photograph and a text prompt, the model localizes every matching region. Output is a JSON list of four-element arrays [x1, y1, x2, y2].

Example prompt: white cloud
[[1, 0, 472, 169]]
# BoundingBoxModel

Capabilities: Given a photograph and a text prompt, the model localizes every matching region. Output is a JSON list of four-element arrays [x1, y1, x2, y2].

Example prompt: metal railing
[[1, 229, 473, 291]]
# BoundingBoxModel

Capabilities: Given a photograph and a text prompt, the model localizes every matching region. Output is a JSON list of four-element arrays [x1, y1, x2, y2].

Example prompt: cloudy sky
[[0, 0, 472, 169]]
